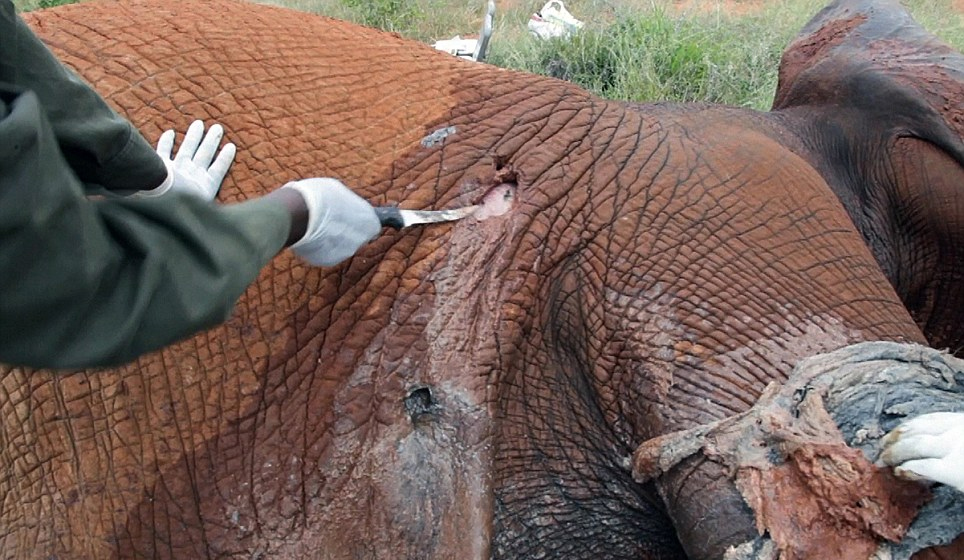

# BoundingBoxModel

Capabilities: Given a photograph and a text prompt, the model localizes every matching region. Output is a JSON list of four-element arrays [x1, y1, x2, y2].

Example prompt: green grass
[[13, 0, 964, 110], [484, 0, 964, 109], [14, 0, 76, 9], [487, 4, 792, 108]]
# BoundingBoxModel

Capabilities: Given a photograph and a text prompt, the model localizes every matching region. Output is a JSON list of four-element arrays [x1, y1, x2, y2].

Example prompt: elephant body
[[1, 0, 961, 558], [770, 1, 964, 356]]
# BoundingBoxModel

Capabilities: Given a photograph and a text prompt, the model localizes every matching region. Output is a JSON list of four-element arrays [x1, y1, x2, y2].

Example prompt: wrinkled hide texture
[[772, 0, 964, 356], [0, 0, 959, 559], [633, 341, 964, 560]]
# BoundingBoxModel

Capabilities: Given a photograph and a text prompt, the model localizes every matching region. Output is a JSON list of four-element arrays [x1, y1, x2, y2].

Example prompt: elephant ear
[[773, 0, 964, 165], [773, 0, 964, 356]]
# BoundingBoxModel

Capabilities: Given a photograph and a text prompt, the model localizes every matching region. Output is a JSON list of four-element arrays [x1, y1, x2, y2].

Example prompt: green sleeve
[[0, 0, 167, 192], [0, 87, 291, 370]]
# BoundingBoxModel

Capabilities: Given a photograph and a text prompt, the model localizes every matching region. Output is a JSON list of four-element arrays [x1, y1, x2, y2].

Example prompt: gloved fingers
[[881, 433, 949, 466], [312, 179, 381, 242], [303, 222, 356, 266], [207, 142, 237, 189], [894, 458, 964, 491], [174, 120, 205, 163], [155, 129, 176, 159], [891, 412, 964, 437], [284, 178, 381, 266], [193, 123, 225, 168]]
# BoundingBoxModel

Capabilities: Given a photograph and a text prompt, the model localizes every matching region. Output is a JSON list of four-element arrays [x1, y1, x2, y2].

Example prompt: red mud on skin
[[774, 14, 866, 106], [474, 183, 515, 220]]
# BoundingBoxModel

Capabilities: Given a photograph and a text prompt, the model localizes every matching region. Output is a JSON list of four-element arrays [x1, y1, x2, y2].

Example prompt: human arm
[[0, 0, 168, 192], [1, 1, 236, 201], [0, 87, 291, 369], [0, 85, 382, 369]]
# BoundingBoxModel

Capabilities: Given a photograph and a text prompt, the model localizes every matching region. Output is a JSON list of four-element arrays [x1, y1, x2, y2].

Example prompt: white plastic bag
[[431, 0, 495, 61], [527, 0, 583, 40], [432, 36, 479, 59]]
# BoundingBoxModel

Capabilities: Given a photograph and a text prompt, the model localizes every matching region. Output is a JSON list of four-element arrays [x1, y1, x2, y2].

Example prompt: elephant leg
[[634, 342, 964, 560], [655, 456, 757, 560]]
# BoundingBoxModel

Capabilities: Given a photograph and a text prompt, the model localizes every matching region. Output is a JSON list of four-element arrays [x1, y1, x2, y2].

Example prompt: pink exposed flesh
[[474, 183, 515, 220]]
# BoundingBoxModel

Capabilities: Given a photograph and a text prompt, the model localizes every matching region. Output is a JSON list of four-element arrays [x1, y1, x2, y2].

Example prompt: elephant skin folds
[[1, 0, 961, 559], [633, 342, 964, 559], [772, 0, 964, 357]]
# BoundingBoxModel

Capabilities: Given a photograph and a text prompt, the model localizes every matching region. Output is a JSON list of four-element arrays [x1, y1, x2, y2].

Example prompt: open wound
[[474, 165, 517, 220]]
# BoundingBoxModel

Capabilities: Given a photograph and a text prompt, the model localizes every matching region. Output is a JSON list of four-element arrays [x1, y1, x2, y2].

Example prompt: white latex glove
[[282, 178, 381, 266], [138, 120, 236, 200], [880, 411, 964, 493]]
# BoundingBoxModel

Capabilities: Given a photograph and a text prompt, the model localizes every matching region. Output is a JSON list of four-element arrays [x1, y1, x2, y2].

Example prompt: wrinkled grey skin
[[769, 0, 964, 357], [0, 0, 960, 559]]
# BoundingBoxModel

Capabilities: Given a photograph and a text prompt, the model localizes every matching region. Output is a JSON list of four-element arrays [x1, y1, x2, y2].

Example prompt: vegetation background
[[13, 0, 964, 109]]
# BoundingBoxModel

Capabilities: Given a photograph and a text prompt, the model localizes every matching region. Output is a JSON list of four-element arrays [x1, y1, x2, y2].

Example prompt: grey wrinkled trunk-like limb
[[633, 341, 964, 560], [826, 343, 964, 559]]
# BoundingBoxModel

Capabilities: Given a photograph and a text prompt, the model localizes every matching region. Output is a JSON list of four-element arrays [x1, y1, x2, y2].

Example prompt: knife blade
[[374, 205, 479, 229]]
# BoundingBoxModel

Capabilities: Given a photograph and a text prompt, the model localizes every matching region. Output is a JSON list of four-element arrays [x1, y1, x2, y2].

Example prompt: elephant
[[1, 0, 962, 558], [769, 1, 964, 357]]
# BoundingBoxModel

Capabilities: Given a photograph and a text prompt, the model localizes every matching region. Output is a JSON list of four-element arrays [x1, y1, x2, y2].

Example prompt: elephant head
[[771, 0, 964, 356], [1, 0, 961, 559]]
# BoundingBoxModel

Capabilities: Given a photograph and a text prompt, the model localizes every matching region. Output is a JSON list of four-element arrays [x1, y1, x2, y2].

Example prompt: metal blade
[[374, 205, 479, 229], [398, 205, 479, 226]]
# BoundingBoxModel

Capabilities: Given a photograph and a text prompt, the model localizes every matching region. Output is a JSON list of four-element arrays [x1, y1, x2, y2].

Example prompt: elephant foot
[[909, 533, 964, 560], [633, 342, 964, 560]]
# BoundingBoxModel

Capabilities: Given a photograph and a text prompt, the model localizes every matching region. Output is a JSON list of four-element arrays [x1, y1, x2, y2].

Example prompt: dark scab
[[405, 386, 439, 422], [492, 161, 517, 186], [767, 447, 785, 465]]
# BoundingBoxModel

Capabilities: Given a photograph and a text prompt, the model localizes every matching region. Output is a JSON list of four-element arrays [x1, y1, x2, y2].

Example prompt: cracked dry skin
[[772, 0, 964, 357], [632, 342, 964, 560], [0, 0, 961, 559]]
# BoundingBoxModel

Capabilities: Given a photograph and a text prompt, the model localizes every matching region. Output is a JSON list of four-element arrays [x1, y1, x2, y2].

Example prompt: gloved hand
[[282, 178, 382, 266], [880, 411, 964, 493], [138, 120, 236, 200]]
